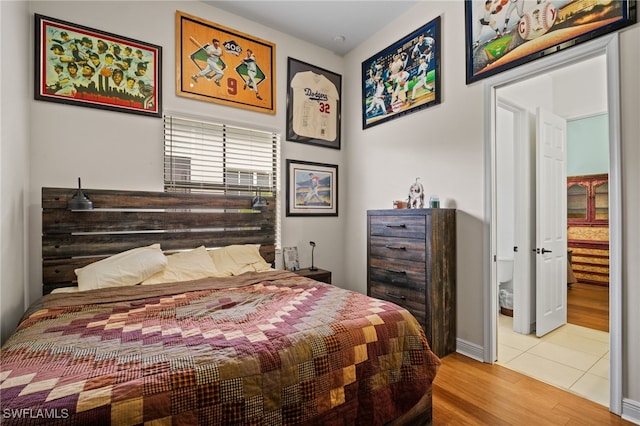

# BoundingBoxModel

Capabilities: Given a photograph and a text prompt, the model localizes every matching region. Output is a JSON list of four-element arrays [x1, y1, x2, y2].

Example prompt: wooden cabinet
[[367, 208, 456, 357], [567, 173, 608, 225], [567, 174, 609, 286]]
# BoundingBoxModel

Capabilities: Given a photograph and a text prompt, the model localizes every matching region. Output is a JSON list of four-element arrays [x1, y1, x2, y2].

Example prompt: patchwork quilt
[[1, 271, 440, 425]]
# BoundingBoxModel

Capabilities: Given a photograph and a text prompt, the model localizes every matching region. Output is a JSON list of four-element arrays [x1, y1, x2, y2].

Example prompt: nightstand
[[294, 267, 332, 284]]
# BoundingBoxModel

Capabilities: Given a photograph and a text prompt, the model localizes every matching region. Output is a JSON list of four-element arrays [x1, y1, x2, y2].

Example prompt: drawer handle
[[385, 268, 406, 274], [385, 244, 407, 250], [385, 224, 406, 228], [385, 292, 406, 301]]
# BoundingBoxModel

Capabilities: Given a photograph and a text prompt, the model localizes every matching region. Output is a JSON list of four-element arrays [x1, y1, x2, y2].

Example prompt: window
[[164, 114, 279, 195], [164, 114, 281, 244]]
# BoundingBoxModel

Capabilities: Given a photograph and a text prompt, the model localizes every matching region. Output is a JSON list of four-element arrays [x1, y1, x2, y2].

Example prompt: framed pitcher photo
[[34, 14, 162, 117], [362, 16, 441, 130], [176, 10, 276, 114], [465, 0, 636, 84], [286, 160, 338, 217]]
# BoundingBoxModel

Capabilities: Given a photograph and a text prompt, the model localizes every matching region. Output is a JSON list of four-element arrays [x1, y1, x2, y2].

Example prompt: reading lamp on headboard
[[67, 177, 93, 210]]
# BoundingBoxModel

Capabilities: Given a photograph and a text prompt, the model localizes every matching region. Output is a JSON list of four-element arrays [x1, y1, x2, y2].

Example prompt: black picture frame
[[286, 159, 338, 217], [361, 16, 441, 130], [34, 14, 162, 117], [464, 0, 636, 84], [286, 58, 342, 149]]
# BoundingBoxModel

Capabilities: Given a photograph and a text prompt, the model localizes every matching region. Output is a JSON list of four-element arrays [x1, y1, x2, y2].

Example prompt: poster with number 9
[[176, 11, 276, 114], [286, 57, 342, 150]]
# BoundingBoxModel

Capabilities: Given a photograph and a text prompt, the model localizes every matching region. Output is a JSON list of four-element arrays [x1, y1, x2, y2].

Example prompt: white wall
[[0, 0, 30, 343], [24, 1, 346, 308], [2, 0, 639, 417]]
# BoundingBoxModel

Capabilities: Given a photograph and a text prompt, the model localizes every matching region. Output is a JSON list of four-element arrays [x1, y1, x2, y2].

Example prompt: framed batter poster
[[286, 159, 338, 217], [465, 0, 636, 84], [34, 14, 162, 117], [286, 57, 342, 149], [176, 11, 276, 114], [362, 16, 441, 130]]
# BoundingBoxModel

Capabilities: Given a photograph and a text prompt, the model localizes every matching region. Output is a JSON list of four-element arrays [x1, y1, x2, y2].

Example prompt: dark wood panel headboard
[[42, 187, 276, 295]]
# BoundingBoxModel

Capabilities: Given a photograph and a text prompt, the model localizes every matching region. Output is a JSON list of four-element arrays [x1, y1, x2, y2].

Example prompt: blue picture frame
[[361, 16, 441, 130]]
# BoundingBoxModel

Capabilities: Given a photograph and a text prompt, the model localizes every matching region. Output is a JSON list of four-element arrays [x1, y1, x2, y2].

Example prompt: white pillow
[[142, 246, 221, 285], [75, 244, 168, 291], [209, 245, 272, 276]]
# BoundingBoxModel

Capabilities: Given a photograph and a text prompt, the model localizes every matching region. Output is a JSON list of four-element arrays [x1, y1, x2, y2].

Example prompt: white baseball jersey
[[290, 71, 339, 142]]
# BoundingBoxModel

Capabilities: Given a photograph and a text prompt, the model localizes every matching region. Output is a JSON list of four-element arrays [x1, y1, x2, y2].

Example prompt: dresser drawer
[[369, 236, 426, 262], [369, 215, 426, 239], [368, 280, 426, 315]]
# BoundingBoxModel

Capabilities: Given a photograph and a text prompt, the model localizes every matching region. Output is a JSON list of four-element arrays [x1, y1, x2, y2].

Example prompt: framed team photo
[[286, 57, 342, 149], [362, 16, 441, 130], [465, 0, 636, 84], [286, 159, 338, 217], [34, 14, 162, 117], [176, 10, 276, 114]]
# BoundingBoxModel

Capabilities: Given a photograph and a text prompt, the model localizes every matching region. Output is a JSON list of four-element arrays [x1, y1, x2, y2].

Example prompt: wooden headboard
[[42, 187, 276, 294]]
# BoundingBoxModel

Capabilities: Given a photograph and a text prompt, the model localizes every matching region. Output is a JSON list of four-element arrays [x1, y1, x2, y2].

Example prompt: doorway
[[484, 34, 623, 414]]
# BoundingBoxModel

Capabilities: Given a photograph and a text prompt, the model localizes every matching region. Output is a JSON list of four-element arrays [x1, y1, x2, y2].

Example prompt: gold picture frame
[[175, 10, 276, 114]]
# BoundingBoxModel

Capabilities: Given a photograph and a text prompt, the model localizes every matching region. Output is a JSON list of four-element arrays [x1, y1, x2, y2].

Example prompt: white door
[[535, 107, 567, 337]]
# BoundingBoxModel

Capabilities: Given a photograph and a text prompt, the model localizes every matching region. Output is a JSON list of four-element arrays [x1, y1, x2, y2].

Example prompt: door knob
[[541, 248, 553, 254]]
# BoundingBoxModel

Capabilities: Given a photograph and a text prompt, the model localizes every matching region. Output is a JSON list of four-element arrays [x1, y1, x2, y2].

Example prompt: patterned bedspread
[[1, 271, 440, 425]]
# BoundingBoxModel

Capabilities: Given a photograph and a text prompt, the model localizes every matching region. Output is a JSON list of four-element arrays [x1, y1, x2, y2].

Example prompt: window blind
[[164, 114, 281, 247], [164, 114, 279, 196]]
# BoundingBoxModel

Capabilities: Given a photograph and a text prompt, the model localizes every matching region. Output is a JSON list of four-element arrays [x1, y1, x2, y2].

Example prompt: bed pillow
[[208, 245, 272, 276], [225, 244, 273, 272], [75, 244, 167, 291], [142, 246, 221, 285]]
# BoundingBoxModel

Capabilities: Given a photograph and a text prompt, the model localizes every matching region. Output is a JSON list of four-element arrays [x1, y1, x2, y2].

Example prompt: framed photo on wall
[[286, 57, 342, 149], [286, 159, 338, 217], [362, 16, 441, 130], [465, 0, 636, 84], [34, 14, 162, 117], [176, 10, 276, 114]]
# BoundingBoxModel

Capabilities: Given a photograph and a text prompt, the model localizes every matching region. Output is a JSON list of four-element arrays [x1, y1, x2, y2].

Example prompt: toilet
[[497, 257, 514, 317]]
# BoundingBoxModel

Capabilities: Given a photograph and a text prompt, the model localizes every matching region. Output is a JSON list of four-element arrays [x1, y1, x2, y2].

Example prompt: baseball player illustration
[[501, 0, 526, 34], [473, 0, 503, 48], [242, 49, 262, 100], [410, 54, 432, 104], [192, 38, 224, 86], [366, 78, 388, 116], [304, 173, 323, 204]]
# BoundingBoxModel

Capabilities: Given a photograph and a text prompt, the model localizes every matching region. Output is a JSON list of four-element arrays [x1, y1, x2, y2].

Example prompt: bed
[[0, 188, 439, 425]]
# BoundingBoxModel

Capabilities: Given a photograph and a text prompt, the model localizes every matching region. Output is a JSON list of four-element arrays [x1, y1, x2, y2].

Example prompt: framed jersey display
[[34, 14, 162, 118], [464, 0, 636, 84], [176, 11, 276, 114], [286, 58, 342, 149], [361, 16, 441, 130]]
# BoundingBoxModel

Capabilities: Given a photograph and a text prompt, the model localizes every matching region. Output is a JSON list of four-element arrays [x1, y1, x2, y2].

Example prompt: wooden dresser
[[367, 208, 456, 357]]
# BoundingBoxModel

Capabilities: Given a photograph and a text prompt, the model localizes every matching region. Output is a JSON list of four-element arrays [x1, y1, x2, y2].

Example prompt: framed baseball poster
[[286, 159, 338, 217], [176, 10, 276, 114], [286, 57, 342, 150], [361, 16, 441, 130], [465, 0, 636, 84], [34, 14, 162, 117]]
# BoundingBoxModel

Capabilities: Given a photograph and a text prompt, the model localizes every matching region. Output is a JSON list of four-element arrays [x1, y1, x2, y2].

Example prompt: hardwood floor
[[432, 353, 630, 425], [568, 282, 609, 332]]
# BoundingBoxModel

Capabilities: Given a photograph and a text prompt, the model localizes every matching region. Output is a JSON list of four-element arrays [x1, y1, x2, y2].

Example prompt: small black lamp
[[309, 241, 317, 271], [68, 177, 93, 210], [251, 188, 268, 211]]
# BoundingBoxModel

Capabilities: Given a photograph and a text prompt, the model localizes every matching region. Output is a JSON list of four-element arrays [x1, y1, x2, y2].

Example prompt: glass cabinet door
[[567, 183, 588, 220], [594, 181, 609, 221]]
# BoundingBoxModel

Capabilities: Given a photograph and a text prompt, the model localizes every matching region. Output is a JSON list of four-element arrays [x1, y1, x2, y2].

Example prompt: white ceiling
[[203, 1, 419, 55]]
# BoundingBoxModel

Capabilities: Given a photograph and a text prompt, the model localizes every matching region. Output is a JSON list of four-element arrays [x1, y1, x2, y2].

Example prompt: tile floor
[[497, 314, 610, 406]]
